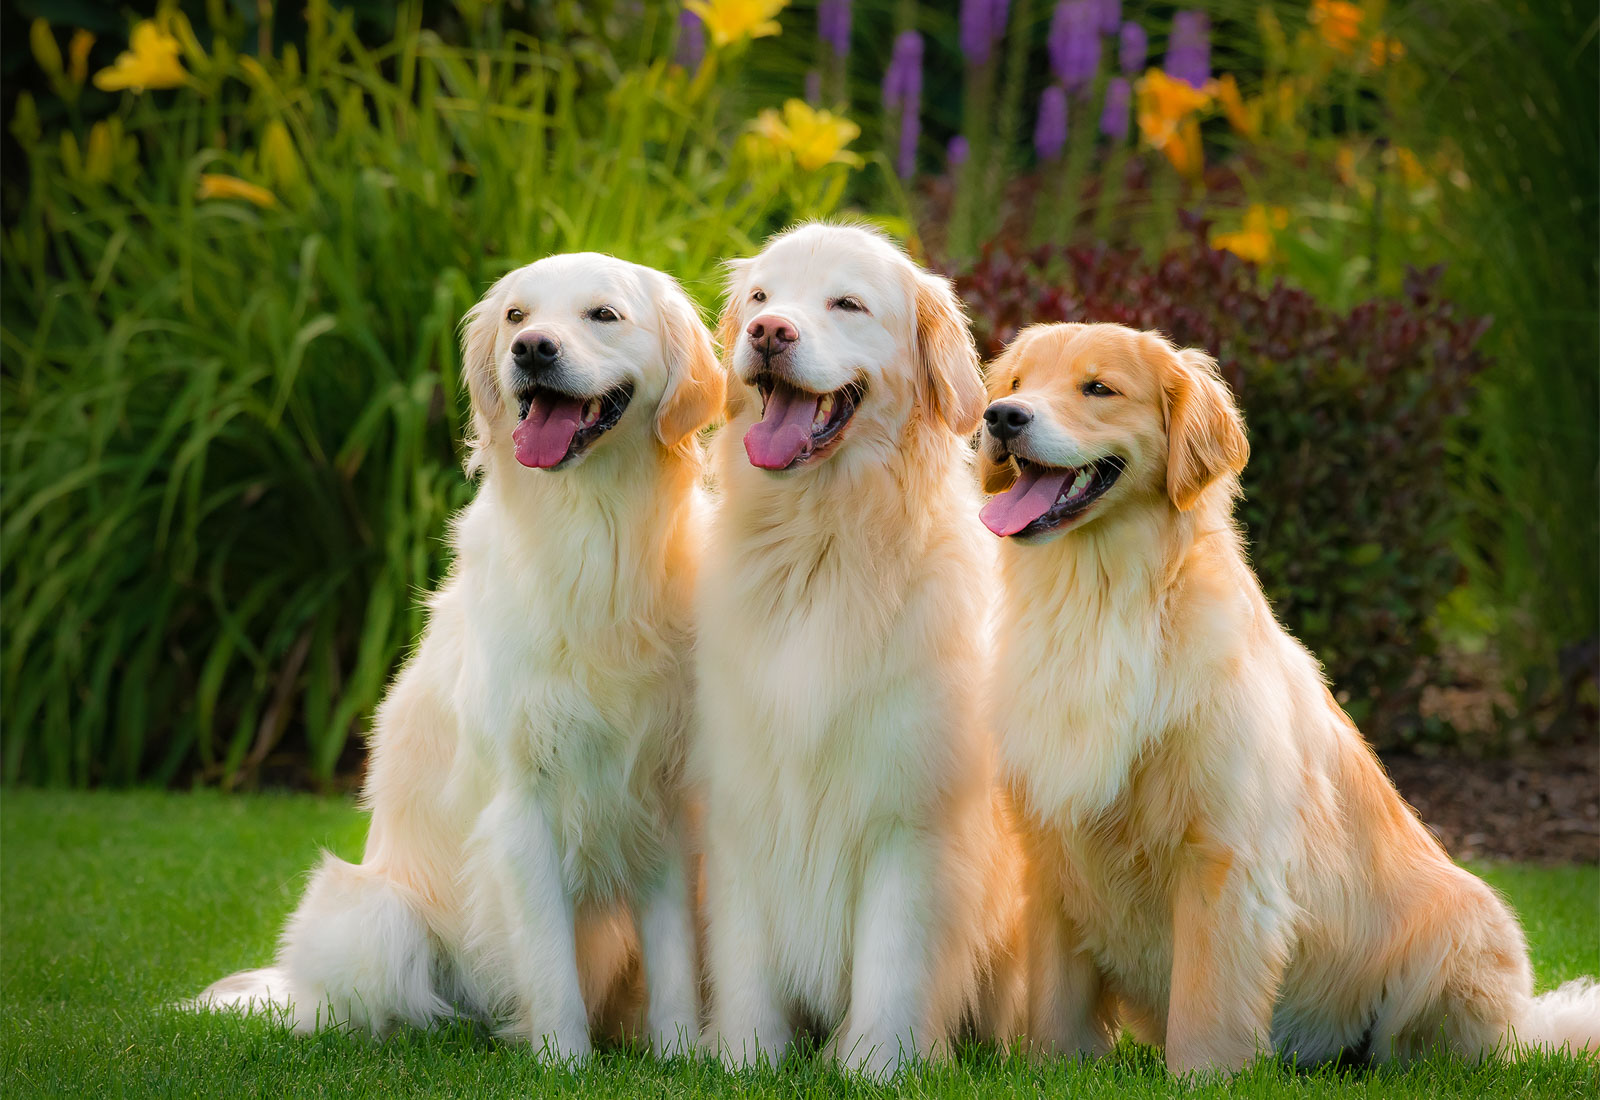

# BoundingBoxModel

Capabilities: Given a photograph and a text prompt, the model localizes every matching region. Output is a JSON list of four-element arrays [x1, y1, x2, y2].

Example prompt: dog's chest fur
[[995, 542, 1210, 1028], [450, 472, 698, 903], [698, 455, 990, 1017]]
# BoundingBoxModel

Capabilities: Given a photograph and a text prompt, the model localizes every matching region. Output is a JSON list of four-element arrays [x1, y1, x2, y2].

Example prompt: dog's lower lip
[[748, 373, 863, 470], [516, 382, 633, 468], [1009, 455, 1124, 536]]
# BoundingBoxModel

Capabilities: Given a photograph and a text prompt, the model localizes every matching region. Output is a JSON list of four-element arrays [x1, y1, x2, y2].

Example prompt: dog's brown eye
[[1010, 378, 1021, 392], [1082, 380, 1116, 397], [587, 306, 621, 323], [751, 289, 767, 303], [506, 308, 525, 324], [829, 296, 866, 313]]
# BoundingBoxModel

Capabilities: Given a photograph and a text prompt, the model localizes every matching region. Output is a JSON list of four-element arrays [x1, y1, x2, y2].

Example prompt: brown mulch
[[1382, 740, 1599, 865]]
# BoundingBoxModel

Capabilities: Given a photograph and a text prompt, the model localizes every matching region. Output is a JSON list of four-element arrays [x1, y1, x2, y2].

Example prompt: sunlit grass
[[1, 791, 1595, 1098]]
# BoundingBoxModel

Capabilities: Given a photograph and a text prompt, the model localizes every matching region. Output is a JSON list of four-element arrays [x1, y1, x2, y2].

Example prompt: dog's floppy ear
[[653, 275, 725, 450], [914, 270, 986, 436], [713, 257, 751, 418], [460, 272, 513, 455], [1163, 345, 1249, 511]]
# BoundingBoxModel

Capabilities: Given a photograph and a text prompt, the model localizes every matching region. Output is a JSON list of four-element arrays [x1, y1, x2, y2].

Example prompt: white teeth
[[1056, 467, 1094, 507], [581, 398, 601, 427], [813, 393, 834, 430]]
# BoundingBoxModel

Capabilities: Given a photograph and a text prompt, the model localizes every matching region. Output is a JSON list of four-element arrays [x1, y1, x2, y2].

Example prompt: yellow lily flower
[[259, 120, 305, 194], [57, 119, 134, 186], [1310, 0, 1364, 54], [197, 174, 278, 209], [11, 92, 40, 149], [30, 19, 62, 80], [750, 99, 860, 172], [1211, 204, 1289, 264], [1136, 69, 1213, 146], [68, 30, 95, 88], [1336, 144, 1361, 188], [1388, 145, 1428, 188], [95, 20, 188, 93], [1215, 74, 1259, 139], [83, 121, 115, 183], [1136, 69, 1215, 178], [1368, 33, 1405, 67], [685, 0, 787, 48]]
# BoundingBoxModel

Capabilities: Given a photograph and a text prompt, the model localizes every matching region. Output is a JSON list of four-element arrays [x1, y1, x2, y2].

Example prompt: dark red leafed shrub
[[951, 231, 1492, 748]]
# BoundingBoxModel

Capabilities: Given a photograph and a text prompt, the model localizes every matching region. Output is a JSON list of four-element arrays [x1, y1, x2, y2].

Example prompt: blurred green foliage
[[1, 0, 853, 787], [2, 1, 1593, 786]]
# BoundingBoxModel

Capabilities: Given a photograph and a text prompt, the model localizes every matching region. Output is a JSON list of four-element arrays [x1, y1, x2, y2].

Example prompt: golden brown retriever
[[978, 321, 1599, 1072], [196, 254, 724, 1059]]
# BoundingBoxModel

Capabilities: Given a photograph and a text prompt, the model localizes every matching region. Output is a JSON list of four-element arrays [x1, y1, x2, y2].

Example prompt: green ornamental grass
[[2, 2, 851, 789]]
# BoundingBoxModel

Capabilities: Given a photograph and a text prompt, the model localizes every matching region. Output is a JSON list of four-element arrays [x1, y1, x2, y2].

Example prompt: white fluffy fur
[[979, 322, 1600, 1072], [192, 253, 725, 1059], [695, 224, 1027, 1079]]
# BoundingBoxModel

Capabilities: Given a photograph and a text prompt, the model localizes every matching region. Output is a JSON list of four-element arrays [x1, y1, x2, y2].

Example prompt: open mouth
[[979, 455, 1124, 537], [743, 373, 863, 471], [511, 382, 634, 470]]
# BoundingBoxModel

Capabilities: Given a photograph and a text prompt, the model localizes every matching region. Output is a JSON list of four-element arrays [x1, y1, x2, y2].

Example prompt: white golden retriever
[[195, 253, 725, 1059], [696, 223, 1028, 1077], [978, 321, 1600, 1072]]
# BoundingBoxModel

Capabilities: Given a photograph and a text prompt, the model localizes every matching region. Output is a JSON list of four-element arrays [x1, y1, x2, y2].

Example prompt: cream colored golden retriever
[[695, 223, 1027, 1077], [195, 253, 724, 1059], [977, 321, 1599, 1072]]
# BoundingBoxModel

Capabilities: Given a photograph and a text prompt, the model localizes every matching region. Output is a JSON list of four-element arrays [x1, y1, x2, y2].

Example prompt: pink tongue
[[512, 393, 584, 469], [744, 386, 822, 470], [980, 466, 1073, 537]]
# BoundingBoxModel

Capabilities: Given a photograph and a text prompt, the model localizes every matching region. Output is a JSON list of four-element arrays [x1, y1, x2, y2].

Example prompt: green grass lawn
[[2, 790, 1595, 1098]]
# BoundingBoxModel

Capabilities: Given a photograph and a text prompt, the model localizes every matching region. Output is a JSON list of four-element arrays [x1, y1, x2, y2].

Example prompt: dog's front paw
[[531, 1025, 593, 1066], [835, 1031, 921, 1082], [709, 1028, 787, 1071]]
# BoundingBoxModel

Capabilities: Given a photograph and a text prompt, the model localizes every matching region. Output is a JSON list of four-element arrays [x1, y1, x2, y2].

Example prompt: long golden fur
[[195, 254, 724, 1059], [978, 322, 1599, 1072], [695, 223, 1027, 1078]]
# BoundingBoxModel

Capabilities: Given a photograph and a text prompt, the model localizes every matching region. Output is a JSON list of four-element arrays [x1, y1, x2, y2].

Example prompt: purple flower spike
[[948, 135, 970, 169], [819, 0, 853, 60], [897, 113, 920, 180], [991, 0, 1013, 41], [1048, 1, 1101, 90], [675, 8, 705, 71], [961, 0, 1011, 65], [1118, 21, 1147, 75], [1096, 0, 1121, 34], [882, 29, 923, 109], [961, 0, 995, 65], [883, 31, 924, 179], [1034, 84, 1068, 161], [1165, 10, 1211, 89], [1099, 76, 1131, 140]]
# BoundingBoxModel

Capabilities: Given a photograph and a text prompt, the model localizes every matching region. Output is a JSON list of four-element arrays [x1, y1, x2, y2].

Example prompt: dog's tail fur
[[189, 965, 297, 1021], [190, 853, 449, 1034], [1511, 978, 1600, 1056]]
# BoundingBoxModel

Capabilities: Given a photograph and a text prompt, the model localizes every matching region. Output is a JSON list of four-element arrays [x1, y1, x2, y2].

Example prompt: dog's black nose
[[512, 330, 562, 373], [984, 401, 1033, 441]]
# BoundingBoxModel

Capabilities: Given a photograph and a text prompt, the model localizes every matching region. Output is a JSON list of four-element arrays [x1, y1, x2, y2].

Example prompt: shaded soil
[[1383, 740, 1599, 865]]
